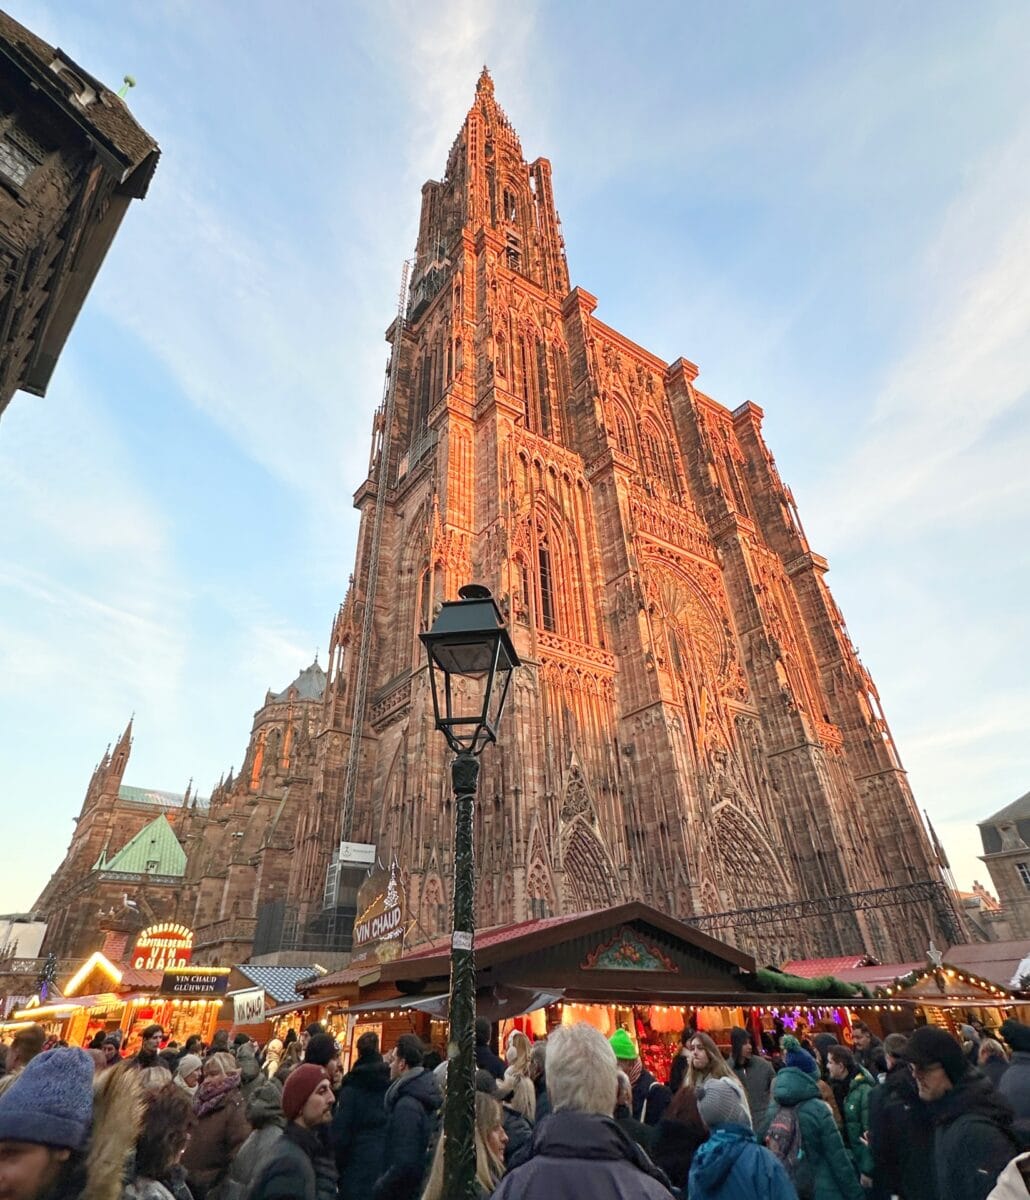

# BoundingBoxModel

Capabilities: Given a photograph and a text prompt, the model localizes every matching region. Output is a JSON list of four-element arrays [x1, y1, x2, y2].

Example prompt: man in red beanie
[[249, 1064, 337, 1200]]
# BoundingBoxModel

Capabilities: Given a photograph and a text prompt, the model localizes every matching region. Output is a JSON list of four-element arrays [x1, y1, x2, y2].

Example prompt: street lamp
[[420, 584, 520, 1200]]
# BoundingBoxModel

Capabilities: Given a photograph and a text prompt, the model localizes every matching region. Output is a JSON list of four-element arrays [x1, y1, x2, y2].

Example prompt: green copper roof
[[97, 814, 186, 877]]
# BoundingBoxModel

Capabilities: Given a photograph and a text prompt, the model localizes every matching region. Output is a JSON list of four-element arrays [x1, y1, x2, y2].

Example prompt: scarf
[[194, 1071, 241, 1117]]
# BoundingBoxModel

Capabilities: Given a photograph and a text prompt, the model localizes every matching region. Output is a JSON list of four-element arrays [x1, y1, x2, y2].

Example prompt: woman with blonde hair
[[182, 1051, 250, 1198], [683, 1032, 750, 1124], [422, 1091, 507, 1199], [498, 1029, 536, 1122], [980, 1036, 1011, 1089]]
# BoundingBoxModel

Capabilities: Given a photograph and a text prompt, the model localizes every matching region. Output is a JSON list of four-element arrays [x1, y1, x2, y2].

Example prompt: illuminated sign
[[352, 860, 405, 964], [159, 969, 229, 997], [132, 923, 194, 971]]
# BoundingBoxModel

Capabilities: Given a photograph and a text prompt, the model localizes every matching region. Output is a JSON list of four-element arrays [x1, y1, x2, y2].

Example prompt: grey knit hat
[[0, 1047, 94, 1149], [696, 1077, 749, 1129]]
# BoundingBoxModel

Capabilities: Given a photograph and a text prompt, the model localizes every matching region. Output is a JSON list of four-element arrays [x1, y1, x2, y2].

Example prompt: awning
[[264, 998, 314, 1018], [336, 987, 563, 1022]]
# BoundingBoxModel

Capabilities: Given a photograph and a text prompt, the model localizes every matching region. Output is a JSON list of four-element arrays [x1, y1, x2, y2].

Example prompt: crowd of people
[[0, 1012, 1029, 1199]]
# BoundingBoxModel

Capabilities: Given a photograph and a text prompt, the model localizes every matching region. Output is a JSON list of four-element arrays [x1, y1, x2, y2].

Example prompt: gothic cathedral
[[291, 72, 950, 962]]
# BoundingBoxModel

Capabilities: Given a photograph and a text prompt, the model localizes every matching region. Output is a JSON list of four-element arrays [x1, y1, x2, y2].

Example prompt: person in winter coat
[[760, 1055, 862, 1200], [422, 1091, 507, 1200], [651, 1083, 709, 1193], [987, 1151, 1030, 1199], [851, 1024, 886, 1077], [476, 1017, 507, 1080], [0, 1048, 142, 1200], [613, 1070, 654, 1153], [730, 1028, 774, 1119], [230, 1069, 285, 1191], [908, 1023, 1021, 1200], [688, 1078, 796, 1200], [492, 1021, 674, 1199], [175, 1055, 203, 1099], [981, 1040, 1011, 1090], [999, 1020, 1030, 1121], [529, 1041, 550, 1121], [248, 1065, 337, 1200], [372, 1034, 442, 1200], [826, 1044, 875, 1183], [261, 1039, 283, 1080], [499, 1030, 537, 1122], [331, 1032, 390, 1199], [124, 1085, 196, 1200], [609, 1028, 671, 1126], [477, 1069, 534, 1170], [867, 1032, 936, 1200], [182, 1051, 251, 1200], [684, 1032, 751, 1124], [669, 1028, 694, 1094]]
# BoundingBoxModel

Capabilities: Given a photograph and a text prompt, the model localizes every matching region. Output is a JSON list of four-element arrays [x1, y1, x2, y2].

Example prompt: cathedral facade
[[35, 74, 954, 965]]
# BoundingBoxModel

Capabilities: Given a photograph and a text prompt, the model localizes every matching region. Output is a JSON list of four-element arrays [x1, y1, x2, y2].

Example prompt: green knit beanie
[[609, 1028, 638, 1060], [780, 1034, 801, 1053]]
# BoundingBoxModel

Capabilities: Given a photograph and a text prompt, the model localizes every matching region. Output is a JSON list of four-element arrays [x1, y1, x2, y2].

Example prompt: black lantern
[[420, 583, 521, 755]]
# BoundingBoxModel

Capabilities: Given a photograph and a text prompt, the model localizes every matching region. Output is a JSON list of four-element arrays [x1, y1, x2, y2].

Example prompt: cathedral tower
[[294, 72, 954, 960]]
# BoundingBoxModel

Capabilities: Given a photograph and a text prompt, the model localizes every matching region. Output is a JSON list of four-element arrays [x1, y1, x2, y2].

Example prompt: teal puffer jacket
[[760, 1067, 863, 1200]]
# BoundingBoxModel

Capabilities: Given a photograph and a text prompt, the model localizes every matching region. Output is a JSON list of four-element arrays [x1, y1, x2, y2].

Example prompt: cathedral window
[[495, 333, 508, 379], [418, 568, 433, 631], [506, 233, 522, 271], [538, 545, 555, 631], [503, 188, 518, 222], [535, 340, 552, 438], [642, 423, 675, 494], [519, 336, 534, 429]]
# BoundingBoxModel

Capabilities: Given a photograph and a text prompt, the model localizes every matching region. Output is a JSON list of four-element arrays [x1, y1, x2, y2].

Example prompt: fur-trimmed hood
[[85, 1064, 145, 1200]]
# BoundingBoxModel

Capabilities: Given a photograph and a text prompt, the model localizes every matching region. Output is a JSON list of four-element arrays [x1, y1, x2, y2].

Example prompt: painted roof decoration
[[96, 814, 186, 877], [235, 964, 323, 1003], [271, 660, 327, 703]]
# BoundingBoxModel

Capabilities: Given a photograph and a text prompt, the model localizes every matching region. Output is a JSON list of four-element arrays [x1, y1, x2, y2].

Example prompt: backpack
[[764, 1104, 813, 1198]]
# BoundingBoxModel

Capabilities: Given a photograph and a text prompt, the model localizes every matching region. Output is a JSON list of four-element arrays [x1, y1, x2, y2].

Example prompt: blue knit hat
[[0, 1047, 94, 1149], [786, 1046, 819, 1077]]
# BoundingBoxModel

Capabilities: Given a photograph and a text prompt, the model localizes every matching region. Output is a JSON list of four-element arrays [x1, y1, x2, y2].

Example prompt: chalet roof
[[305, 902, 757, 994], [944, 940, 1030, 988], [780, 955, 879, 977], [980, 789, 1030, 828], [97, 815, 186, 877], [235, 964, 322, 1004], [0, 11, 158, 178], [271, 660, 326, 703]]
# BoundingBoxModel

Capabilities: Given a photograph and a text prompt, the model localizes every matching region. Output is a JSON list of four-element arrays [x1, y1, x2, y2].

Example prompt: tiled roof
[[118, 968, 162, 991], [944, 940, 1030, 987], [118, 785, 209, 810], [780, 956, 879, 977], [272, 661, 327, 703], [99, 815, 186, 877], [0, 10, 158, 170], [235, 964, 322, 1003], [818, 962, 926, 988], [980, 789, 1030, 828]]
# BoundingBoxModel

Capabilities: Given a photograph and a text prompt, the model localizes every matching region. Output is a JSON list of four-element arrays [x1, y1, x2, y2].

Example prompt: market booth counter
[[1, 952, 230, 1048], [299, 902, 864, 1074]]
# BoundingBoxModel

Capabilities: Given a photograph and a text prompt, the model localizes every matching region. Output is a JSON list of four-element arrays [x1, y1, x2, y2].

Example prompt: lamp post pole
[[419, 583, 519, 1200], [442, 748, 480, 1199]]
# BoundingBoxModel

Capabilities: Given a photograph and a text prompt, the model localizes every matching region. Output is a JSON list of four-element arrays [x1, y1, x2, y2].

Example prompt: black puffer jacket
[[868, 1061, 936, 1200], [248, 1124, 337, 1200], [927, 1070, 1021, 1200], [502, 1103, 534, 1170], [372, 1067, 442, 1200], [332, 1054, 390, 1200]]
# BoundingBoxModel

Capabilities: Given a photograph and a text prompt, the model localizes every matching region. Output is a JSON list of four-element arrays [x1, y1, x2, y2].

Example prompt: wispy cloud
[[810, 124, 1030, 546]]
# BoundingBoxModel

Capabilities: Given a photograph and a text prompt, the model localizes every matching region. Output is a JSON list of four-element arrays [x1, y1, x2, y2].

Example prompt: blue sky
[[1, 1, 1028, 915]]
